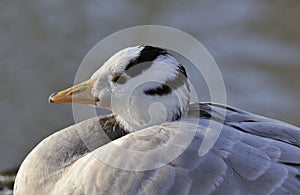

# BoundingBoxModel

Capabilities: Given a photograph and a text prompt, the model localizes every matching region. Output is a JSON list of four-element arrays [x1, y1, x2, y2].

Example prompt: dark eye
[[111, 74, 127, 84]]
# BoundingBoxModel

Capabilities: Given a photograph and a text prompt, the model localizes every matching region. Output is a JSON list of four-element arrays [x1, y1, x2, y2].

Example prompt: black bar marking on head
[[144, 84, 172, 96], [143, 67, 189, 96], [125, 46, 168, 77]]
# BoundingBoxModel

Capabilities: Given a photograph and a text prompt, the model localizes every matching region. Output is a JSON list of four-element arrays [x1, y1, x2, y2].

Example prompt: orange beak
[[49, 79, 99, 106]]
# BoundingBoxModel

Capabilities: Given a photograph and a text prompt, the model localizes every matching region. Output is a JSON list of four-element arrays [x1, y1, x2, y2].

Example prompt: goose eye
[[111, 74, 127, 84]]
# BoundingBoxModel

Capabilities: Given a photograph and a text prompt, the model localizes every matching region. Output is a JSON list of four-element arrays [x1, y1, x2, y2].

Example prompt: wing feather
[[17, 103, 300, 194]]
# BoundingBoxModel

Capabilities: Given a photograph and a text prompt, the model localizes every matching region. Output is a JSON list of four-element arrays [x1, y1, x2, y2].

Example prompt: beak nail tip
[[48, 92, 57, 103]]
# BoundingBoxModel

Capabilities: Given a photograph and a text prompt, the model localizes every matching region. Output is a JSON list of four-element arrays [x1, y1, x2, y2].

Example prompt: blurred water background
[[0, 0, 299, 173]]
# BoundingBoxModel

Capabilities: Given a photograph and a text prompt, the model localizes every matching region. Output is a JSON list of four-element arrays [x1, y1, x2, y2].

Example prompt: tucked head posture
[[15, 45, 300, 195], [49, 45, 190, 131]]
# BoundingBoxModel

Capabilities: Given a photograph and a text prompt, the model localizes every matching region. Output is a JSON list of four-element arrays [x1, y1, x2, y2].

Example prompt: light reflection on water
[[0, 0, 299, 170]]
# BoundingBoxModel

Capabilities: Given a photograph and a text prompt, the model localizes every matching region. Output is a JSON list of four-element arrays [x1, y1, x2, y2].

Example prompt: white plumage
[[14, 45, 300, 194]]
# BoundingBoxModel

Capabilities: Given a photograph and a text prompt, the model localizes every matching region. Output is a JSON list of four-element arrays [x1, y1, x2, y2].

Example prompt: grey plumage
[[14, 103, 300, 194]]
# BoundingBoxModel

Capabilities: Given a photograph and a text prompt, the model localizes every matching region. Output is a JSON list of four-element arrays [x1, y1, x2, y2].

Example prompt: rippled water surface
[[0, 0, 299, 171]]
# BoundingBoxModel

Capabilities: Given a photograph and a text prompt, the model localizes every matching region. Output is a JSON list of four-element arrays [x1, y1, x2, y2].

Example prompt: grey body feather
[[14, 103, 300, 195]]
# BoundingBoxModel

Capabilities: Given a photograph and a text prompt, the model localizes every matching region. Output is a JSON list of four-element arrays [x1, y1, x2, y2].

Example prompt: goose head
[[49, 45, 190, 131]]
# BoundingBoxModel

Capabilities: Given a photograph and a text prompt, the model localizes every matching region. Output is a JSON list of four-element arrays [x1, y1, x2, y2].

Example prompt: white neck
[[114, 88, 189, 132]]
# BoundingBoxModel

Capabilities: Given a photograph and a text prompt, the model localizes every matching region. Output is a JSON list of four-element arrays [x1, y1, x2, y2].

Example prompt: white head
[[50, 45, 190, 131]]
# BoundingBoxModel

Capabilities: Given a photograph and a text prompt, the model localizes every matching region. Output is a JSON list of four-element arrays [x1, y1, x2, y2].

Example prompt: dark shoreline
[[0, 167, 18, 195]]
